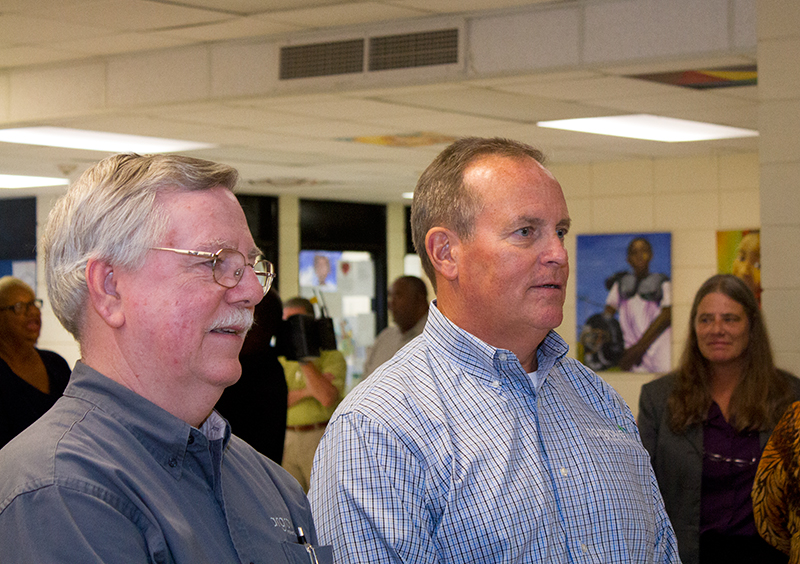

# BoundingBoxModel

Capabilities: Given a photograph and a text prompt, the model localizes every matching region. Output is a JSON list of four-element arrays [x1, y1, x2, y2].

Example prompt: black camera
[[275, 314, 337, 362]]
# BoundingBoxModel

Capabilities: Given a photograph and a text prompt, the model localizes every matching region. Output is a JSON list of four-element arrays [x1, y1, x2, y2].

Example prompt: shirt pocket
[[281, 541, 334, 564]]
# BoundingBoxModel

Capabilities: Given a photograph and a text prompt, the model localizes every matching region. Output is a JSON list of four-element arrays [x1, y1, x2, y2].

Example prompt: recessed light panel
[[536, 114, 758, 142], [0, 127, 214, 153], [0, 174, 69, 189]]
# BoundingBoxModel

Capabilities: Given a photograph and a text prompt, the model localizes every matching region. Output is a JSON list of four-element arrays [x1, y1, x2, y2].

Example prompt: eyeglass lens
[[213, 249, 274, 293], [3, 299, 43, 315], [253, 260, 275, 292]]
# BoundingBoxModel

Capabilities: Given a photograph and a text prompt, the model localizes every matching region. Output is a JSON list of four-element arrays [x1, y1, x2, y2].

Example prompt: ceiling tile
[[262, 2, 427, 28], [49, 32, 194, 58], [0, 46, 89, 69], [494, 75, 678, 102], [144, 102, 317, 129], [25, 0, 227, 31], [267, 96, 423, 120], [388, 0, 562, 13], [0, 14, 106, 46], [154, 15, 300, 41], [162, 0, 334, 14]]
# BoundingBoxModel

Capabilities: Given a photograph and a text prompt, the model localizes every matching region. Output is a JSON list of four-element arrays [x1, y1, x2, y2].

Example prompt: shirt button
[[581, 543, 589, 553], [168, 457, 178, 468], [560, 467, 568, 477], [187, 435, 194, 445], [498, 352, 507, 361]]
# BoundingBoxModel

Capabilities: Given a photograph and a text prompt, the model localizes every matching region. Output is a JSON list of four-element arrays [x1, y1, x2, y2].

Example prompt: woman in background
[[0, 276, 70, 448], [639, 274, 800, 564]]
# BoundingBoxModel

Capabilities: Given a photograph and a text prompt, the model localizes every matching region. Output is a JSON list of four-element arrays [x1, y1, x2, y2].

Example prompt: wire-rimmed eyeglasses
[[0, 299, 43, 315], [152, 247, 275, 295]]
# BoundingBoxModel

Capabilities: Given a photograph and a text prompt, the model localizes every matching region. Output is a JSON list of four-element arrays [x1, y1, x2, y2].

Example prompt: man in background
[[0, 154, 329, 563], [310, 137, 678, 563], [362, 275, 428, 378], [280, 297, 346, 492]]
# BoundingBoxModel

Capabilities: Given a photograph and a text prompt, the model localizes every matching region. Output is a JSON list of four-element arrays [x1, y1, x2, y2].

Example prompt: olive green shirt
[[281, 350, 346, 427]]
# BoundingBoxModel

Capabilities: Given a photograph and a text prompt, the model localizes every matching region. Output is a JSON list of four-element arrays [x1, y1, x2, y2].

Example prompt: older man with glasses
[[0, 153, 330, 563]]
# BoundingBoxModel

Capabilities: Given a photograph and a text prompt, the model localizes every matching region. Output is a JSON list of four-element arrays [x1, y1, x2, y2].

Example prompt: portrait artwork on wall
[[298, 250, 342, 291], [717, 229, 760, 305], [576, 232, 672, 374]]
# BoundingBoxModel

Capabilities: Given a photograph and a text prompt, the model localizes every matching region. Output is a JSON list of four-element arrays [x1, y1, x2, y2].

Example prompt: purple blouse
[[700, 402, 762, 537]]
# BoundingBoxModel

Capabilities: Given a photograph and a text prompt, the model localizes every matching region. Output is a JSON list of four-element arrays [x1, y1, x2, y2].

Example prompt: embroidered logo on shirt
[[587, 426, 631, 444], [270, 516, 294, 534]]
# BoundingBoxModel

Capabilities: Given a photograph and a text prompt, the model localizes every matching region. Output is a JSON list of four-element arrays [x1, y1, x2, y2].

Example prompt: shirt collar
[[64, 362, 229, 479], [200, 410, 228, 440], [424, 301, 569, 390]]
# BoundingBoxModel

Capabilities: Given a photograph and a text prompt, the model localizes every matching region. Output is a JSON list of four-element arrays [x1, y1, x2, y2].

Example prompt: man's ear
[[425, 227, 459, 282], [85, 258, 125, 328]]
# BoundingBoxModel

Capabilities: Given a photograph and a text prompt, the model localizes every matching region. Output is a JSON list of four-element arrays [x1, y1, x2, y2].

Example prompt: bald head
[[389, 276, 428, 332]]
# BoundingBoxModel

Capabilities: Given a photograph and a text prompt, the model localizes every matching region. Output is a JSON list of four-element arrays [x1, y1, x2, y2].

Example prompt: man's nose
[[231, 264, 267, 306], [543, 236, 568, 265]]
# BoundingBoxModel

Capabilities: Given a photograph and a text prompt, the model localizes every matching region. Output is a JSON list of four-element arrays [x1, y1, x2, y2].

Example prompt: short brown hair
[[410, 137, 544, 288]]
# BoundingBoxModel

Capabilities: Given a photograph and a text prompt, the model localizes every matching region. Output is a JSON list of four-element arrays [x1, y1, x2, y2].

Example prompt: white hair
[[42, 153, 239, 340]]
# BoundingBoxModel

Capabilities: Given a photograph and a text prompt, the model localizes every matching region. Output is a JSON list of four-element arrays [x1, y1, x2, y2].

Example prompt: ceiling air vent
[[280, 39, 365, 79], [369, 28, 458, 71]]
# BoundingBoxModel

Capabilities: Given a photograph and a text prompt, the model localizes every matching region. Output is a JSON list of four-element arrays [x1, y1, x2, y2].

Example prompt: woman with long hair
[[639, 274, 800, 564]]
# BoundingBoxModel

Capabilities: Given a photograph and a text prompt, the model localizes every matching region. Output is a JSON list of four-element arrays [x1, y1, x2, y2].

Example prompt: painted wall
[[757, 0, 800, 381], [550, 153, 762, 416]]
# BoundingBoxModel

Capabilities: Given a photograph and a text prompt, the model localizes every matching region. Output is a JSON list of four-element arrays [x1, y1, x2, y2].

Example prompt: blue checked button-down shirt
[[309, 303, 679, 563]]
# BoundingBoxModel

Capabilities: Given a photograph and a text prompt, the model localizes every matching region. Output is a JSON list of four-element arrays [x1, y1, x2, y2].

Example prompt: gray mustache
[[209, 309, 254, 335]]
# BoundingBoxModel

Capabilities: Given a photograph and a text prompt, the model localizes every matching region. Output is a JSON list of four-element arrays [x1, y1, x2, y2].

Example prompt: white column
[[278, 195, 300, 300], [757, 0, 800, 373]]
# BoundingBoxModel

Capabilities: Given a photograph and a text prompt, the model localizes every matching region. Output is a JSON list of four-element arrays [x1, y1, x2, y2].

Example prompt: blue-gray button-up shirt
[[0, 362, 330, 564]]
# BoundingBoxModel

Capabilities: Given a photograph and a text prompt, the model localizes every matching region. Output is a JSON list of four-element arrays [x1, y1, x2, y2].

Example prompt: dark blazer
[[0, 349, 71, 449], [639, 370, 800, 564]]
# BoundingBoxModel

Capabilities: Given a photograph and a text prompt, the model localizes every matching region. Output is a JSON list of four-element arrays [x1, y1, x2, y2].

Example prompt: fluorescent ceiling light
[[0, 174, 69, 189], [536, 114, 758, 142], [0, 127, 214, 153], [402, 192, 414, 199]]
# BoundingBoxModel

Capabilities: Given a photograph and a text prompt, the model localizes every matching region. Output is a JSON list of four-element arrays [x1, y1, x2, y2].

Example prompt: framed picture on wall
[[717, 229, 760, 304], [576, 232, 672, 374], [298, 250, 342, 290]]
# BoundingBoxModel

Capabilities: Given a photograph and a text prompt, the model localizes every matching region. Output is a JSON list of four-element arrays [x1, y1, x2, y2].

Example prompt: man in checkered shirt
[[310, 137, 679, 564]]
